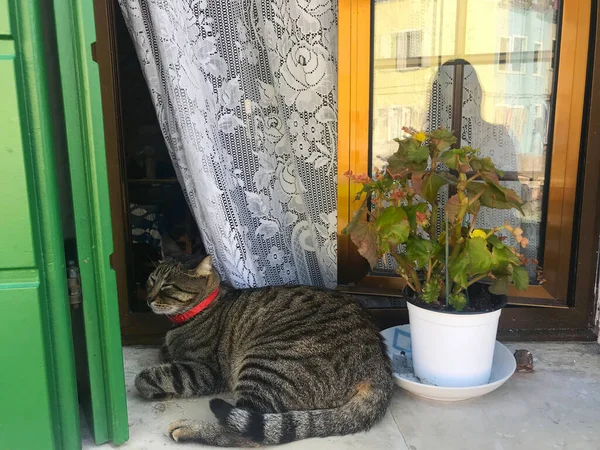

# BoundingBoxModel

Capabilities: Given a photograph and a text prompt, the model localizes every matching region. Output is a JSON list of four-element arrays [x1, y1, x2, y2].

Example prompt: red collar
[[168, 287, 220, 324]]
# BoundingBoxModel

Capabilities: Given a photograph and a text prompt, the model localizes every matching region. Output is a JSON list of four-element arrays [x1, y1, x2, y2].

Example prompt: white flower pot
[[407, 299, 503, 387]]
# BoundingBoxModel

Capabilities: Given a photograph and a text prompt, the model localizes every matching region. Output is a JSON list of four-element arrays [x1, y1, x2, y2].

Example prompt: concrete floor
[[83, 342, 600, 450]]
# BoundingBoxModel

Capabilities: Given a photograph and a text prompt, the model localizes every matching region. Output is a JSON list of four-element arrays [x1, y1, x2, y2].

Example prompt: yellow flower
[[414, 131, 427, 142], [470, 229, 487, 239]]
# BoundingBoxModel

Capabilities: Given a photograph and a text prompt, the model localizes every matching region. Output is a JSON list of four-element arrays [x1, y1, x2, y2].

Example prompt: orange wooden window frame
[[337, 0, 592, 307]]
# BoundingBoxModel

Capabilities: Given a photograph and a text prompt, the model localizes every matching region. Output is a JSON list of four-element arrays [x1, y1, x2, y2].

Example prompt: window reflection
[[371, 0, 560, 281]]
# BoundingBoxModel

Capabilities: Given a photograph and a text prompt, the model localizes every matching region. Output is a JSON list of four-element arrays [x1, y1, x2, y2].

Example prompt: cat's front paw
[[135, 369, 173, 400]]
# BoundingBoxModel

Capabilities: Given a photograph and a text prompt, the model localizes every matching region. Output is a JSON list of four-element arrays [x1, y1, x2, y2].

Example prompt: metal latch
[[67, 261, 82, 308]]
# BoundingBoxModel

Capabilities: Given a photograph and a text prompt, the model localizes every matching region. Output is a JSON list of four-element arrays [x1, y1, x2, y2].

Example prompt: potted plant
[[343, 127, 537, 387]]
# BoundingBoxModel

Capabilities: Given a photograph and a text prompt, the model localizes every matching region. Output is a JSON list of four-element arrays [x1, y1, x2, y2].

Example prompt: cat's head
[[145, 236, 220, 315]]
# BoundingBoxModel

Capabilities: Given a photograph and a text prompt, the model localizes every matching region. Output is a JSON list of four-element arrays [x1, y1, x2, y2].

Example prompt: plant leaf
[[439, 147, 476, 171], [465, 237, 493, 275], [512, 265, 529, 290], [388, 138, 429, 173], [422, 278, 442, 303], [341, 199, 368, 235], [405, 203, 428, 229], [450, 237, 492, 285], [445, 194, 461, 222], [467, 180, 525, 214], [406, 238, 441, 269], [422, 172, 457, 204], [489, 275, 510, 295], [411, 172, 424, 195], [375, 206, 410, 252], [428, 128, 457, 151], [491, 244, 521, 270], [486, 234, 504, 249], [448, 292, 467, 311], [348, 222, 379, 268], [470, 156, 501, 176]]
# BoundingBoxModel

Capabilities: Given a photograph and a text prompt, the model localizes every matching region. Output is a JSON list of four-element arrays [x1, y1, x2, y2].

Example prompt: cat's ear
[[194, 255, 213, 277], [160, 235, 183, 259]]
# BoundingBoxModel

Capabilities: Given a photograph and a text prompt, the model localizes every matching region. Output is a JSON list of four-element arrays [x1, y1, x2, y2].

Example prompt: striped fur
[[136, 246, 393, 446]]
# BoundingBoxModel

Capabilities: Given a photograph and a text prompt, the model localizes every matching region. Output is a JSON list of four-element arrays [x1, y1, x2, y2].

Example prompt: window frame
[[337, 0, 594, 313]]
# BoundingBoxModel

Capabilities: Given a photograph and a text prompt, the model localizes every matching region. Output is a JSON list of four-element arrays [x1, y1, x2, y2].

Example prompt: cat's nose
[[146, 296, 154, 306]]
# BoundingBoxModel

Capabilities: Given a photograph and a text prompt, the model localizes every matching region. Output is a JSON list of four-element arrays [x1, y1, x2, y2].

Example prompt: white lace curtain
[[118, 0, 338, 288]]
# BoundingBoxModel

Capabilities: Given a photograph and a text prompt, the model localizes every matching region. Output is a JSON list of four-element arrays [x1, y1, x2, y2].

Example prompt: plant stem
[[427, 259, 433, 283], [467, 273, 488, 287], [394, 254, 422, 291], [468, 211, 479, 236], [466, 173, 480, 183]]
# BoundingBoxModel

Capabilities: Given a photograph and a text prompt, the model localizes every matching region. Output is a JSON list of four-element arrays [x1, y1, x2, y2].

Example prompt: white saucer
[[381, 325, 516, 402]]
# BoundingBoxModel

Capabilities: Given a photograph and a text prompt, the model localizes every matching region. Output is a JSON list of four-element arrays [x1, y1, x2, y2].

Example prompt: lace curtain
[[118, 0, 338, 288]]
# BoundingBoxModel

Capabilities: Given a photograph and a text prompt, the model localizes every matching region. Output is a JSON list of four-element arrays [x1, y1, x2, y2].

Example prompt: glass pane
[[370, 0, 560, 281]]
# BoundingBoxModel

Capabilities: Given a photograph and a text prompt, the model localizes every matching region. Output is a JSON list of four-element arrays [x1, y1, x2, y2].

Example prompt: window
[[533, 42, 543, 75], [512, 36, 527, 73], [499, 37, 510, 72], [378, 34, 392, 60], [339, 0, 592, 309], [396, 30, 423, 71], [495, 105, 527, 141]]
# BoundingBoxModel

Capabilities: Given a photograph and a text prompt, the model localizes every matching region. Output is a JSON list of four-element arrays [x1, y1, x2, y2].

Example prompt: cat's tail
[[209, 378, 393, 445]]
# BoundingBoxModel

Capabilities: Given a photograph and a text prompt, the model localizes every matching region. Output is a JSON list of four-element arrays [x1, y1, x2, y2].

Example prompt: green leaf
[[512, 265, 529, 290], [388, 138, 428, 173], [466, 192, 481, 215], [422, 278, 442, 303], [376, 207, 410, 251], [465, 237, 493, 275], [405, 203, 428, 229], [406, 238, 441, 269], [489, 275, 510, 295], [428, 129, 457, 151], [448, 293, 468, 311], [422, 172, 457, 204], [491, 244, 521, 270], [449, 237, 492, 286], [448, 251, 469, 290], [486, 234, 504, 249], [347, 222, 380, 268], [467, 181, 525, 214], [470, 156, 501, 175], [439, 147, 477, 171], [407, 140, 430, 164]]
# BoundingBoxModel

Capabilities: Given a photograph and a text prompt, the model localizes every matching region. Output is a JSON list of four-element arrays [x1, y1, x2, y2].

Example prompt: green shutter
[[0, 1, 80, 449]]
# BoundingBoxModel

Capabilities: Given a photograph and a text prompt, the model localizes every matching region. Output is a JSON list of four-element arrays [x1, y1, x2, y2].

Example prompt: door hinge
[[91, 42, 97, 63], [67, 261, 83, 308]]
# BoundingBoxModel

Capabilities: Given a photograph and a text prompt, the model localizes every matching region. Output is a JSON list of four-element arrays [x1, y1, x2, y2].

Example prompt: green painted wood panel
[[0, 40, 36, 269], [0, 287, 55, 449], [0, 1, 80, 449], [0, 0, 9, 34], [53, 0, 129, 445]]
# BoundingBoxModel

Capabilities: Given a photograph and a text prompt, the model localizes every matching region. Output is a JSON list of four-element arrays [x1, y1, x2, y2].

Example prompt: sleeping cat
[[135, 238, 393, 446]]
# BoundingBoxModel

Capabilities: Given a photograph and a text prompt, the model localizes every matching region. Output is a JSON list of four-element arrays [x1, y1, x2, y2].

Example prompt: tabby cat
[[135, 237, 393, 446]]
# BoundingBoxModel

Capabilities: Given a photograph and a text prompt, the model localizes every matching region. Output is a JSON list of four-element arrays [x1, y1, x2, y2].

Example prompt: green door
[[52, 0, 129, 446], [0, 1, 81, 449]]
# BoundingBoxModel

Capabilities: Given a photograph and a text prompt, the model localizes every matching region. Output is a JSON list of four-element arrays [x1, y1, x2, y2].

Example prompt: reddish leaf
[[445, 194, 461, 222], [348, 222, 379, 268], [411, 172, 424, 195]]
